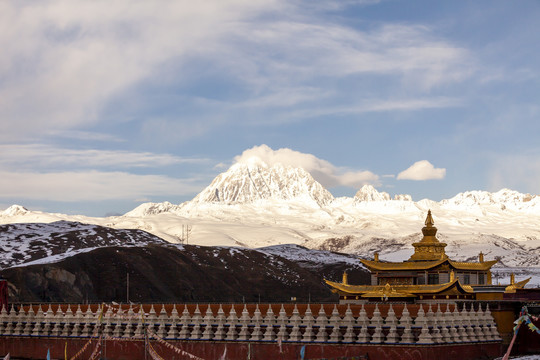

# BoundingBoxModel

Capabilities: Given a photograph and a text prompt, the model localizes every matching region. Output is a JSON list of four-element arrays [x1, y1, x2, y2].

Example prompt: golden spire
[[408, 210, 448, 262], [425, 209, 434, 227], [421, 209, 438, 239]]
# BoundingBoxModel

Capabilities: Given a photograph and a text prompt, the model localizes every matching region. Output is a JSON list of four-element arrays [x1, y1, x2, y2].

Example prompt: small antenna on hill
[[181, 224, 192, 245]]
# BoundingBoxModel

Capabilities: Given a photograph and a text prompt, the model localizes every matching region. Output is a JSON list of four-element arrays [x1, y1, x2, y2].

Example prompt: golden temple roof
[[325, 278, 474, 298], [360, 258, 498, 272], [359, 211, 498, 271], [505, 277, 531, 293]]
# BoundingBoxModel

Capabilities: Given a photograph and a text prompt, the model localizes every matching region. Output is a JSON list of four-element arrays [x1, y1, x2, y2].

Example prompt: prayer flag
[[219, 347, 227, 360]]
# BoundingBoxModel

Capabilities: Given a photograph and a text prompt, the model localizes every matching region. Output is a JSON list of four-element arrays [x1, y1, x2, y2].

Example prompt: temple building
[[325, 210, 529, 302]]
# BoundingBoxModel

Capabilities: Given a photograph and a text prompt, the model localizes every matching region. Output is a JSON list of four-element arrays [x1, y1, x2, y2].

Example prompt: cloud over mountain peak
[[234, 144, 378, 189]]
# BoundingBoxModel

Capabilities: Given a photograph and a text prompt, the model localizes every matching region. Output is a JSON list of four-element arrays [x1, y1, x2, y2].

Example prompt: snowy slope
[[0, 221, 167, 269], [2, 161, 540, 287]]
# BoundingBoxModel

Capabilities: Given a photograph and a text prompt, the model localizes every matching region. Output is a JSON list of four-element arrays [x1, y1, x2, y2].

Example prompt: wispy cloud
[[0, 1, 287, 141], [0, 1, 474, 142], [0, 144, 208, 170], [46, 130, 125, 142], [282, 97, 463, 122], [225, 21, 473, 89], [0, 170, 202, 202], [488, 152, 540, 195]]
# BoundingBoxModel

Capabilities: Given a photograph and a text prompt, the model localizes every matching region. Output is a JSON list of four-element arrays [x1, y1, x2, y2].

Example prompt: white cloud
[[0, 1, 474, 142], [234, 144, 378, 188], [397, 160, 446, 181], [0, 1, 286, 141], [0, 170, 202, 202]]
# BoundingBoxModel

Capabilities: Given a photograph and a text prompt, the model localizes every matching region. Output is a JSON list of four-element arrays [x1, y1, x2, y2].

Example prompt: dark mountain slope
[[1, 244, 369, 303]]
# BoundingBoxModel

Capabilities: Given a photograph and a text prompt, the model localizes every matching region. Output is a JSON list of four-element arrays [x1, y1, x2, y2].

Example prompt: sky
[[1, 1, 540, 216]]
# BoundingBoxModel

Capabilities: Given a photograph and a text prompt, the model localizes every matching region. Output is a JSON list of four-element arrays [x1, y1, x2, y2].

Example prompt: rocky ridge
[[190, 161, 334, 207]]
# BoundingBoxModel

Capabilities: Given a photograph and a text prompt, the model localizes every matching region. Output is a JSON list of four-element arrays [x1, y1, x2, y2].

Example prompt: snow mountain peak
[[441, 188, 539, 210], [354, 185, 391, 202], [125, 201, 182, 217], [1, 205, 29, 217], [192, 161, 334, 206], [354, 185, 412, 202]]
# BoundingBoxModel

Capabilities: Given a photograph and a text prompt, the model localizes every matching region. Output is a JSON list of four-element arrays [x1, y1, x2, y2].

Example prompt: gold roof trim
[[360, 283, 417, 299], [505, 277, 531, 293], [448, 259, 498, 270], [361, 258, 445, 271], [360, 258, 497, 271], [324, 279, 474, 296]]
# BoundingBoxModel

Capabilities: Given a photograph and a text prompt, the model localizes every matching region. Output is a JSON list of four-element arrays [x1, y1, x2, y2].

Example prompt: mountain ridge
[[190, 162, 335, 207], [2, 161, 540, 280]]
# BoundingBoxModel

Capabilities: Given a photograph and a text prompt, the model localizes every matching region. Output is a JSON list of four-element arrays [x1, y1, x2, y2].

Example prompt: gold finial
[[342, 271, 348, 285], [425, 210, 434, 227], [510, 273, 515, 285], [408, 210, 447, 261], [479, 252, 484, 263], [374, 252, 379, 262]]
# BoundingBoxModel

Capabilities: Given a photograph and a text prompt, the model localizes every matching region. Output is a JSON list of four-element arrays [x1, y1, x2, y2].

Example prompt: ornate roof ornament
[[408, 210, 448, 262]]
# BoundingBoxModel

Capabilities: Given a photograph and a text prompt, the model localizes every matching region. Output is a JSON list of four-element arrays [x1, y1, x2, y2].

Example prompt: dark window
[[428, 273, 439, 284], [478, 273, 485, 284], [463, 274, 470, 284]]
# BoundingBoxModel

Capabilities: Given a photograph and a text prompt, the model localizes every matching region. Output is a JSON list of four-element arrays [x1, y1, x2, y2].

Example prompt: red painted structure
[[0, 302, 516, 359], [0, 337, 502, 360]]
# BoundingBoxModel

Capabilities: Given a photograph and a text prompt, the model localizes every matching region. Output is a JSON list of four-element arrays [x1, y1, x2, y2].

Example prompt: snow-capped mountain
[[190, 160, 334, 207], [2, 159, 540, 286], [125, 201, 183, 217], [354, 185, 413, 202], [1, 205, 29, 217], [440, 189, 540, 211], [354, 185, 391, 201]]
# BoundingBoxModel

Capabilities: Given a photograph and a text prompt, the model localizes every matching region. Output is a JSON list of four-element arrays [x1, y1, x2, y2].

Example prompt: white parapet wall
[[0, 302, 502, 344]]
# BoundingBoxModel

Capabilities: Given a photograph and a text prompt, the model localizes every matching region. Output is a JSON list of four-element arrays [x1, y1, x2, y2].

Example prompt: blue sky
[[1, 1, 539, 216]]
